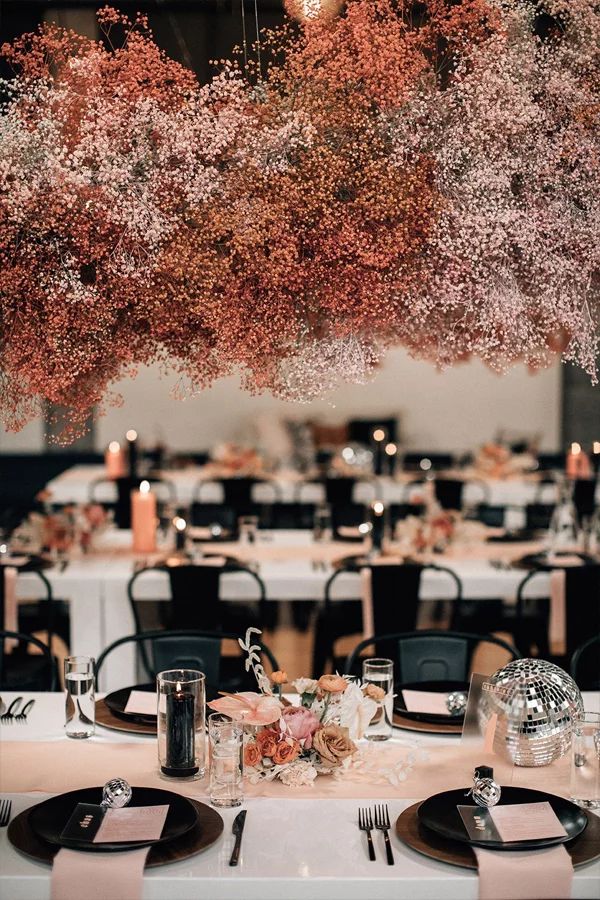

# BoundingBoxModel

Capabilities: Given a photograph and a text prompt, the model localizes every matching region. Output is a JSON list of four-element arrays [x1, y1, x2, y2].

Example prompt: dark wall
[[562, 363, 600, 447]]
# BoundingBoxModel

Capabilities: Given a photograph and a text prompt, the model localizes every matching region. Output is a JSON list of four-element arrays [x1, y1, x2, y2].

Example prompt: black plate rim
[[393, 680, 468, 724], [104, 683, 157, 724], [417, 786, 588, 851], [28, 786, 198, 852]]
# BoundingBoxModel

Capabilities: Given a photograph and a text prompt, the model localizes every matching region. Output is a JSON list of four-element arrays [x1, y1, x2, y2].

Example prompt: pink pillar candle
[[105, 441, 126, 480], [131, 480, 157, 553]]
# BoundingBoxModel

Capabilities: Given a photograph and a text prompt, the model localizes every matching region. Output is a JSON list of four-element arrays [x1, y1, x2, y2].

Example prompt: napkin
[[473, 845, 573, 899], [3, 567, 18, 651], [549, 569, 567, 655], [51, 847, 149, 900]]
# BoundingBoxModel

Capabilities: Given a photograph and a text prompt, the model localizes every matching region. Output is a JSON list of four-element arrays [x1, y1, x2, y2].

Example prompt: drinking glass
[[64, 656, 95, 739], [238, 516, 259, 545], [362, 658, 394, 741], [157, 670, 206, 780], [570, 712, 600, 809], [547, 484, 579, 553], [313, 504, 332, 542], [208, 713, 244, 807]]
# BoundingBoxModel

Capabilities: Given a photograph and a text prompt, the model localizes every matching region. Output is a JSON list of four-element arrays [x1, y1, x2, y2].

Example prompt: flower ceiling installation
[[0, 0, 598, 438]]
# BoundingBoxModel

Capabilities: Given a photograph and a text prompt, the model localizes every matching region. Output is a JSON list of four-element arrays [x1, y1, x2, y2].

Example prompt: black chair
[[95, 629, 279, 695], [537, 453, 566, 471], [89, 476, 176, 528], [515, 563, 600, 663], [312, 559, 462, 676], [0, 566, 57, 674], [471, 504, 507, 528], [434, 479, 464, 511], [127, 561, 268, 638], [193, 478, 280, 518], [403, 453, 454, 472], [0, 630, 57, 691], [572, 479, 597, 520], [525, 504, 555, 531], [264, 503, 317, 530], [570, 635, 600, 691], [189, 502, 238, 532], [344, 629, 520, 681]]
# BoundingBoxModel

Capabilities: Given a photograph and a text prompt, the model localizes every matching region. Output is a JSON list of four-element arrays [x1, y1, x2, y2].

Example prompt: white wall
[[0, 349, 562, 452]]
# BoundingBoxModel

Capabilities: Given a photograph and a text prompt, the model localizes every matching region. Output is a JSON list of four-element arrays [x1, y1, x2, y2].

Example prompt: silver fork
[[374, 804, 394, 865], [15, 699, 35, 723], [0, 799, 12, 827], [0, 697, 23, 723], [358, 807, 376, 861]]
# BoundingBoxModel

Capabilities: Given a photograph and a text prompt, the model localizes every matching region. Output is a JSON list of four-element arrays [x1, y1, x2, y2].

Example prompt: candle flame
[[174, 516, 186, 531], [372, 500, 385, 516], [140, 480, 150, 494], [420, 457, 432, 471], [571, 442, 581, 455], [372, 428, 386, 442], [593, 442, 600, 455], [176, 681, 182, 692], [108, 440, 120, 453], [358, 522, 371, 534], [385, 442, 397, 456], [126, 429, 138, 441]]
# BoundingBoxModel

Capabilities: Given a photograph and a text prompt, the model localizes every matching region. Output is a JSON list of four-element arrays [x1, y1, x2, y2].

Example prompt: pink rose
[[281, 705, 321, 749]]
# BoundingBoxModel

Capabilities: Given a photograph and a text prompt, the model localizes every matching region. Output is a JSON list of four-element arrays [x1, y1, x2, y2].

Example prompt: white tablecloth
[[0, 692, 598, 900]]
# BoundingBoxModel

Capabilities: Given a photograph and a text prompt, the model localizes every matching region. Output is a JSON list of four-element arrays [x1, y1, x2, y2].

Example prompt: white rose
[[293, 678, 318, 695]]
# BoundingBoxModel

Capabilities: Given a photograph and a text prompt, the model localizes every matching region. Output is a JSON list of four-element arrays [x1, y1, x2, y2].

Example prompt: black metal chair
[[89, 476, 176, 528], [537, 453, 566, 472], [193, 478, 280, 518], [403, 453, 454, 472], [344, 629, 520, 681], [471, 504, 507, 528], [95, 629, 280, 696], [264, 503, 317, 529], [312, 559, 462, 676], [570, 635, 600, 691], [525, 503, 555, 531], [515, 563, 600, 664], [0, 630, 57, 691], [573, 478, 597, 521], [0, 566, 58, 691], [189, 502, 238, 532]]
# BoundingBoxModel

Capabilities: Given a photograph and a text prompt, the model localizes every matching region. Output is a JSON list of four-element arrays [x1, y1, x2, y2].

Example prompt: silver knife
[[229, 810, 247, 866]]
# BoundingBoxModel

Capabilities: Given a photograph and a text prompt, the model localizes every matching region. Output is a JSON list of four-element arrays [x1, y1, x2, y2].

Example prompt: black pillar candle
[[371, 501, 386, 553], [385, 443, 397, 476], [174, 516, 187, 552], [163, 686, 197, 776], [371, 428, 387, 477], [126, 429, 138, 478]]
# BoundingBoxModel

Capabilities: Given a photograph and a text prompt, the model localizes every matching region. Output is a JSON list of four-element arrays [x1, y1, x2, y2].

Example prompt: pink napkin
[[51, 847, 149, 900], [549, 569, 567, 655], [3, 566, 18, 651], [473, 845, 573, 899], [360, 567, 374, 639]]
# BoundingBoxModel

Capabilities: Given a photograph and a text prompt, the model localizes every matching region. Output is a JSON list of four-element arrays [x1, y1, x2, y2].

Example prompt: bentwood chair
[[95, 629, 280, 697], [344, 629, 520, 682], [570, 634, 600, 691], [0, 566, 59, 690], [311, 559, 462, 676], [0, 630, 57, 691]]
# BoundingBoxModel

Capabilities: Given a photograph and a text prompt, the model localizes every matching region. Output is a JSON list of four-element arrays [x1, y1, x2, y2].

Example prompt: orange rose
[[270, 670, 288, 685], [243, 741, 261, 768], [317, 674, 347, 693], [273, 738, 300, 765], [256, 729, 279, 758]]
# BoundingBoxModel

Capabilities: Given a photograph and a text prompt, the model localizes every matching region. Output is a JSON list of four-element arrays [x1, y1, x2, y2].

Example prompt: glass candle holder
[[570, 712, 600, 809], [208, 713, 244, 808], [157, 670, 205, 780], [362, 658, 394, 741], [65, 656, 95, 739]]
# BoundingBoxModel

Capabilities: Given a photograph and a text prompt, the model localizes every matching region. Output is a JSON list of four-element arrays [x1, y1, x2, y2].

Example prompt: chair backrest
[[0, 630, 57, 691], [324, 477, 358, 507], [525, 503, 555, 531], [570, 635, 600, 690], [473, 504, 507, 528], [95, 629, 279, 692], [0, 566, 54, 649], [189, 502, 238, 531], [127, 561, 267, 635], [89, 477, 176, 528], [573, 478, 597, 519], [264, 503, 317, 529], [537, 453, 566, 471], [434, 479, 464, 511], [194, 478, 279, 514], [331, 503, 369, 537], [344, 629, 520, 681]]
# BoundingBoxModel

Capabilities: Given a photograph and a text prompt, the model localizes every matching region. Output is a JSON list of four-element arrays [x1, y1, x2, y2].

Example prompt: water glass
[[362, 658, 394, 741], [238, 516, 259, 545], [313, 504, 332, 542], [157, 670, 206, 780], [65, 656, 95, 739], [208, 713, 244, 807], [570, 712, 600, 809]]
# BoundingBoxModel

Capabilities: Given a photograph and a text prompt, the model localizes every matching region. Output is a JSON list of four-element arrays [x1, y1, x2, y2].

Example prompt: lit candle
[[592, 441, 600, 475], [164, 680, 196, 776], [131, 480, 157, 553], [105, 441, 126, 480], [370, 500, 386, 553], [126, 429, 138, 478], [566, 442, 592, 479], [371, 427, 387, 477], [173, 516, 187, 552], [385, 442, 397, 477]]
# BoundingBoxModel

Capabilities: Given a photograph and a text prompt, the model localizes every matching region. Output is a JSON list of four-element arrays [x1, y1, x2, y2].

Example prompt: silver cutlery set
[[0, 697, 36, 724], [0, 799, 12, 828], [358, 805, 394, 864]]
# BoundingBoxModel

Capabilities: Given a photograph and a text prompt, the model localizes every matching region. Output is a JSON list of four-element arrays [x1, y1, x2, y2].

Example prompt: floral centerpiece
[[208, 629, 382, 786]]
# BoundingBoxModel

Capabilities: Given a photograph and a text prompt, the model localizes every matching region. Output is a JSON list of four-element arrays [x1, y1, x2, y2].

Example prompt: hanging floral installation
[[0, 0, 598, 438]]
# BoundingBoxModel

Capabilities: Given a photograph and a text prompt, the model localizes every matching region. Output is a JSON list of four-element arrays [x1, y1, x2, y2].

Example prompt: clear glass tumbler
[[570, 712, 600, 809], [157, 670, 206, 780], [362, 657, 394, 741], [313, 504, 332, 542], [65, 656, 95, 739], [208, 713, 244, 807], [238, 516, 259, 545]]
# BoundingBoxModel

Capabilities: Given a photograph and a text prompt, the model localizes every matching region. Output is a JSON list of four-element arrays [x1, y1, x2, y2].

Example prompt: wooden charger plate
[[396, 801, 600, 870], [95, 699, 156, 735], [8, 799, 223, 868], [393, 710, 462, 734]]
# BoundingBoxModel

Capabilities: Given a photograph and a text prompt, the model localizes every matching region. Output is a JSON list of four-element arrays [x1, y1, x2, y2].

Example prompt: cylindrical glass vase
[[157, 669, 205, 780]]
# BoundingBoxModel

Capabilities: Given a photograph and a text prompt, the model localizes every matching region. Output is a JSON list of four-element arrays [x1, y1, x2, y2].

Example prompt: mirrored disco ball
[[481, 659, 583, 767]]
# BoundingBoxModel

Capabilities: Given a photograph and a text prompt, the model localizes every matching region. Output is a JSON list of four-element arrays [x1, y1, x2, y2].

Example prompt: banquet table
[[14, 530, 553, 691], [46, 464, 561, 510], [1, 691, 598, 900]]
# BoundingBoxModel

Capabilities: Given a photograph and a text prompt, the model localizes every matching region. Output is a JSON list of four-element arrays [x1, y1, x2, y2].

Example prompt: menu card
[[402, 689, 451, 715], [124, 691, 158, 716], [61, 804, 168, 844], [459, 802, 567, 843]]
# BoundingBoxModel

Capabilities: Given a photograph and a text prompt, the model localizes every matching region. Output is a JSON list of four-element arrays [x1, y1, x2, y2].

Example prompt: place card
[[124, 690, 158, 716], [402, 689, 451, 715], [458, 802, 567, 843], [94, 805, 169, 844]]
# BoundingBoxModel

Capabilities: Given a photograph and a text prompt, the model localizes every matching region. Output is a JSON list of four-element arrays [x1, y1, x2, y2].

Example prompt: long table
[[15, 530, 552, 691], [1, 691, 598, 900]]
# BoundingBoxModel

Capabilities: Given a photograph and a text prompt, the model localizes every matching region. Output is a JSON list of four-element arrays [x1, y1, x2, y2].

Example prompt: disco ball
[[481, 659, 583, 767]]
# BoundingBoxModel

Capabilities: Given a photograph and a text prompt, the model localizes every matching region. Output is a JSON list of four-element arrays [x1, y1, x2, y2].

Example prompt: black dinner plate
[[29, 787, 198, 852], [393, 680, 468, 724], [418, 787, 588, 851], [104, 683, 156, 725]]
